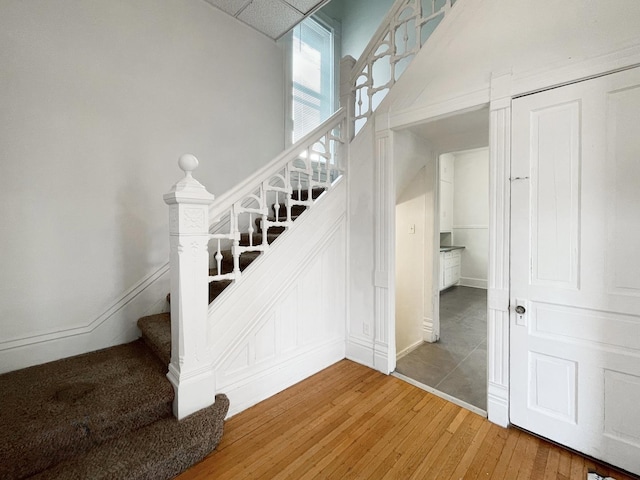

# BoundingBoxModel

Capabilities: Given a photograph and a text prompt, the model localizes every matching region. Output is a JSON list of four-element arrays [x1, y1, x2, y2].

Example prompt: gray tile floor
[[395, 286, 487, 410]]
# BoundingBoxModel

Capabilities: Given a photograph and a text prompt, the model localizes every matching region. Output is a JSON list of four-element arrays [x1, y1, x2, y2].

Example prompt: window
[[288, 16, 337, 144]]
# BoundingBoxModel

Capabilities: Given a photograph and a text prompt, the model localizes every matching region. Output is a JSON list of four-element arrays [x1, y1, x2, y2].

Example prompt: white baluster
[[297, 172, 302, 201], [215, 239, 222, 275], [274, 191, 280, 222], [248, 213, 254, 247]]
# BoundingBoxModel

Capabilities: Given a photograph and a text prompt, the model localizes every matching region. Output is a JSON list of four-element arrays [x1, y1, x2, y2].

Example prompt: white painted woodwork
[[0, 0, 285, 373], [439, 177, 453, 232], [210, 179, 348, 416], [164, 155, 217, 420], [348, 0, 453, 133], [510, 67, 640, 475]]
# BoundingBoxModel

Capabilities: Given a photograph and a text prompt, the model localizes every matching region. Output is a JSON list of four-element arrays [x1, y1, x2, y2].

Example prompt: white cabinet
[[439, 249, 461, 291], [439, 154, 454, 232]]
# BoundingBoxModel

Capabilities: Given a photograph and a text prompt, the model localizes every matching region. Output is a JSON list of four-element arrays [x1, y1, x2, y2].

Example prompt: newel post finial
[[164, 154, 216, 420], [178, 153, 198, 178]]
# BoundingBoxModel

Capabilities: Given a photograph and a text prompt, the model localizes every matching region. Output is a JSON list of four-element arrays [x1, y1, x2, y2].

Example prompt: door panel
[[510, 67, 640, 475]]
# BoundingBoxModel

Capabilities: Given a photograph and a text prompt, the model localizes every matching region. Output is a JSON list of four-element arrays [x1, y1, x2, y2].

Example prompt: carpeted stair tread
[[31, 394, 229, 480], [209, 250, 261, 276], [138, 313, 171, 367], [239, 231, 282, 246], [273, 204, 307, 218], [210, 279, 233, 303], [291, 187, 325, 201], [0, 340, 174, 480]]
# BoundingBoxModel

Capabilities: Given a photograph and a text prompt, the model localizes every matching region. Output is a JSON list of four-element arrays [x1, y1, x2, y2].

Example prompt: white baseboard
[[459, 277, 488, 289], [422, 317, 438, 343], [0, 266, 170, 374], [346, 335, 375, 369], [223, 339, 345, 418], [396, 339, 423, 360], [487, 381, 509, 427]]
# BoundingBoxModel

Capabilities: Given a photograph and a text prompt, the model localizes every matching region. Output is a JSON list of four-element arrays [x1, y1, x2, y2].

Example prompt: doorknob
[[513, 299, 527, 326]]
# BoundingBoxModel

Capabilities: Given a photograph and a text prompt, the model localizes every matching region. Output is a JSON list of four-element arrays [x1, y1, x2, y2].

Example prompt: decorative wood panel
[[606, 86, 640, 296], [528, 352, 577, 424], [604, 369, 640, 448], [530, 101, 581, 290]]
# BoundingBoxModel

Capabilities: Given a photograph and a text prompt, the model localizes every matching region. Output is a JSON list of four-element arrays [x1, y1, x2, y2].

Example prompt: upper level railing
[[344, 0, 454, 134]]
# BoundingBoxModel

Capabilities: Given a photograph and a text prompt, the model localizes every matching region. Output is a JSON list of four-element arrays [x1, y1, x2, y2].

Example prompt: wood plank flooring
[[177, 360, 638, 480]]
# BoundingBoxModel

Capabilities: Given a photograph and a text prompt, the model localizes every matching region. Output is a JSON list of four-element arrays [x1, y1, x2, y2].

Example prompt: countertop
[[440, 245, 465, 252]]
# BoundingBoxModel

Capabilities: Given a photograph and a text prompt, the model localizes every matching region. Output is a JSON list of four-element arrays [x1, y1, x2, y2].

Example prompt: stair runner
[[0, 187, 324, 480]]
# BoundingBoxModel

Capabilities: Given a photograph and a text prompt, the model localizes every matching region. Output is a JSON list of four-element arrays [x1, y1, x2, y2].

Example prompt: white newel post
[[340, 55, 356, 142], [163, 154, 216, 420]]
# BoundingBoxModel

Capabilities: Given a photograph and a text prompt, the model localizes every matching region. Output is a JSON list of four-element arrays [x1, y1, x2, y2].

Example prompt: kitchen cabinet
[[439, 248, 462, 291]]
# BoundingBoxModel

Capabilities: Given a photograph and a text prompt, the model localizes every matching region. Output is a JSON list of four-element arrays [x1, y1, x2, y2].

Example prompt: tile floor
[[395, 286, 487, 410]]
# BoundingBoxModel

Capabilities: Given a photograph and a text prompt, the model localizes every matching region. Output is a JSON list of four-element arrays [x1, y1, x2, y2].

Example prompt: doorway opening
[[393, 107, 490, 414]]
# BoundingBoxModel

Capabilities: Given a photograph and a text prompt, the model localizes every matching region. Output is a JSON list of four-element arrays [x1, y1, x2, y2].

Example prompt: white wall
[[346, 0, 640, 376], [386, 0, 640, 114], [393, 129, 437, 355], [452, 148, 489, 289], [0, 0, 285, 372]]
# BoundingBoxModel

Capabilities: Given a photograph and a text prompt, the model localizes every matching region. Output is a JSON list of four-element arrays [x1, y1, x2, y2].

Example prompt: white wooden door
[[510, 67, 640, 475]]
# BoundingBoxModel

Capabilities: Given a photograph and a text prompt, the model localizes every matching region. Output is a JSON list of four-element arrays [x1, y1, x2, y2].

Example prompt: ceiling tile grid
[[204, 0, 329, 39]]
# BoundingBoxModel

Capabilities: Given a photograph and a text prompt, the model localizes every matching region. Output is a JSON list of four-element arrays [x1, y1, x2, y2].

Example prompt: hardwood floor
[[177, 360, 638, 480]]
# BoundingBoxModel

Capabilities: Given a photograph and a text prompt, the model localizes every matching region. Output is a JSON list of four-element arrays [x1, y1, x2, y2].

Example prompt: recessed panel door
[[510, 67, 640, 475]]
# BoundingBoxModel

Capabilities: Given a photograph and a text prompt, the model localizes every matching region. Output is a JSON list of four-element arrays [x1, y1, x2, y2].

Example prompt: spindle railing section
[[207, 109, 346, 284], [348, 0, 454, 134]]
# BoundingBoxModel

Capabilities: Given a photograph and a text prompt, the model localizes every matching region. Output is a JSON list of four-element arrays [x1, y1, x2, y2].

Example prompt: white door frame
[[372, 43, 640, 427]]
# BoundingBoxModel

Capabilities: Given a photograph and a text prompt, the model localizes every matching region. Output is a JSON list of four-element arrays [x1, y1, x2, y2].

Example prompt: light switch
[[408, 224, 416, 234]]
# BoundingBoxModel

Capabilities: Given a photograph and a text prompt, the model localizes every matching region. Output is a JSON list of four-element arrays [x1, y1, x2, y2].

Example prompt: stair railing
[[343, 0, 454, 136], [163, 109, 346, 419], [207, 108, 346, 283]]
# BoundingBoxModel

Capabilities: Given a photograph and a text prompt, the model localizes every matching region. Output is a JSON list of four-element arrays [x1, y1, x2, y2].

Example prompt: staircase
[[0, 0, 455, 476], [0, 337, 228, 480], [0, 183, 328, 480]]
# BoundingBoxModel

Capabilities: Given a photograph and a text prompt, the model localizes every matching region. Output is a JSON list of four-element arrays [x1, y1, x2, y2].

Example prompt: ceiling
[[407, 107, 490, 154], [203, 0, 330, 39]]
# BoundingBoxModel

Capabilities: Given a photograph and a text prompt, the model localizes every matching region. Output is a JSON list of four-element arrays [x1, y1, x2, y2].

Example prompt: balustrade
[[347, 0, 453, 134]]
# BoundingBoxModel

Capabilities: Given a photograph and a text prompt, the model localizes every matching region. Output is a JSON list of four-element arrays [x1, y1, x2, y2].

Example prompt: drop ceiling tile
[[284, 0, 326, 14], [203, 0, 251, 16], [238, 0, 304, 39]]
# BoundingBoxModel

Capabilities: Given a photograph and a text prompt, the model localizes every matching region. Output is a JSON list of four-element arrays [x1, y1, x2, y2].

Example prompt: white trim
[[224, 338, 345, 418], [0, 264, 168, 351], [346, 335, 375, 368], [459, 277, 488, 289], [422, 317, 437, 343], [396, 339, 423, 360]]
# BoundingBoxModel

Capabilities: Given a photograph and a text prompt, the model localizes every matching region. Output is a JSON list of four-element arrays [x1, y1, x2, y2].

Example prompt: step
[[0, 340, 174, 480], [165, 279, 234, 308], [138, 313, 171, 366], [239, 231, 282, 247], [209, 250, 261, 276], [30, 394, 229, 480], [272, 203, 307, 218], [291, 187, 325, 201]]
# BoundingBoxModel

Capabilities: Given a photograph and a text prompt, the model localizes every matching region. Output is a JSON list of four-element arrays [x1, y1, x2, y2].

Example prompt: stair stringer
[[208, 179, 347, 417]]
